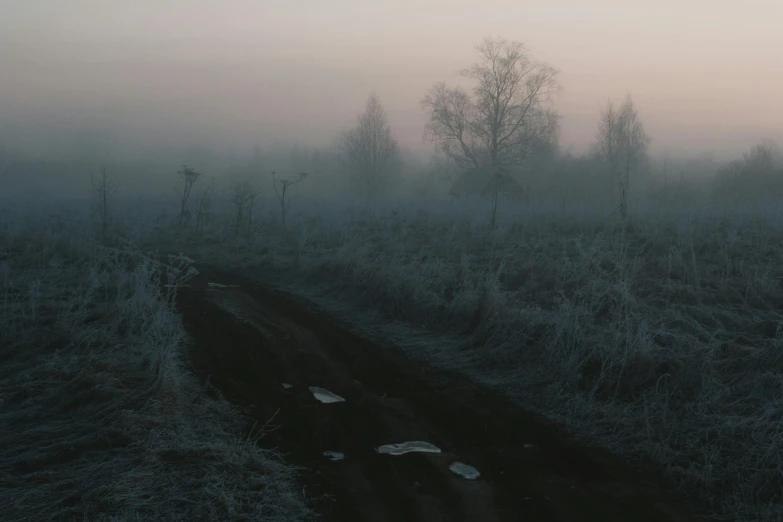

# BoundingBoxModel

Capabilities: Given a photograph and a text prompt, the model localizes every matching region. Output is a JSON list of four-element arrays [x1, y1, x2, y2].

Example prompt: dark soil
[[175, 264, 697, 522]]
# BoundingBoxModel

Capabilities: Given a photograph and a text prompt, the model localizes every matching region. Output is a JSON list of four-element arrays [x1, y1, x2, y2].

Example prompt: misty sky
[[1, 0, 781, 160]]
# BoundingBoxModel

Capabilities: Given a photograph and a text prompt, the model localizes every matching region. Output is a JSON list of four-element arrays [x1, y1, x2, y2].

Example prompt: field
[[1, 2, 778, 520], [0, 209, 313, 521], [2, 193, 782, 521], [162, 194, 783, 521]]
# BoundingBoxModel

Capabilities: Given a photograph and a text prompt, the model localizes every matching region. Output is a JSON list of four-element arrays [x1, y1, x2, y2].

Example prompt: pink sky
[[1, 0, 780, 160]]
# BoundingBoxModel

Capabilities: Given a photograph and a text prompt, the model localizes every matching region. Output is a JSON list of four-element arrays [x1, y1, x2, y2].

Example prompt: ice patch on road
[[449, 461, 480, 480], [376, 441, 441, 455], [281, 383, 293, 389], [323, 451, 344, 461], [309, 386, 345, 403], [208, 282, 239, 288]]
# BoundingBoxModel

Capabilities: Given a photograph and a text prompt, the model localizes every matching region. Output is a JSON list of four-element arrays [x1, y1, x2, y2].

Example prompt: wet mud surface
[[175, 264, 696, 522]]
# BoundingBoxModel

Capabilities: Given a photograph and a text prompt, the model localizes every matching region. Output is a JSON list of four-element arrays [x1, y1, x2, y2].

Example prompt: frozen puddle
[[309, 386, 345, 404], [449, 461, 480, 480], [281, 383, 294, 389], [208, 282, 239, 288], [323, 451, 345, 461], [376, 441, 442, 455]]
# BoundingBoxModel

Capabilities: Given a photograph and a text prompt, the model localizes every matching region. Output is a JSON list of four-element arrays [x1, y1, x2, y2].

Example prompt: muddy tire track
[[175, 264, 696, 522]]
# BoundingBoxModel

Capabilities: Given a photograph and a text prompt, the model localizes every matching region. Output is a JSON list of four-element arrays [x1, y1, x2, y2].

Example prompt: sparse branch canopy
[[340, 94, 401, 198], [422, 37, 560, 170], [596, 94, 650, 218], [597, 100, 620, 204]]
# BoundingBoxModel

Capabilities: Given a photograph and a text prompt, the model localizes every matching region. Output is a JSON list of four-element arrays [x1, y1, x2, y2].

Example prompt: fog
[[4, 4, 783, 521], [0, 0, 781, 199]]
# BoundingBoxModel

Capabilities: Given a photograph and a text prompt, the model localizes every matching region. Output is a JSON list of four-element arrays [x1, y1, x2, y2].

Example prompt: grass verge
[[0, 211, 313, 521]]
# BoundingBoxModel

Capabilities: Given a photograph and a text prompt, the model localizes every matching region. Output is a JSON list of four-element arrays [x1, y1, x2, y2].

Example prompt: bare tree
[[596, 95, 650, 219], [177, 165, 204, 230], [421, 37, 560, 171], [597, 100, 620, 206], [90, 164, 119, 241], [714, 141, 782, 201], [272, 171, 308, 227], [228, 179, 258, 239], [340, 94, 401, 199], [617, 97, 650, 219]]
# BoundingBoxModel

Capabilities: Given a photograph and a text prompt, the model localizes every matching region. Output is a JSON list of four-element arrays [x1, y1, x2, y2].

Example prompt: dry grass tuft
[[0, 211, 313, 521]]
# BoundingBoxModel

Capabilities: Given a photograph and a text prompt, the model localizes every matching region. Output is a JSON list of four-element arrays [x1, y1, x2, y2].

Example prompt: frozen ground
[[0, 210, 313, 521], [155, 194, 783, 522]]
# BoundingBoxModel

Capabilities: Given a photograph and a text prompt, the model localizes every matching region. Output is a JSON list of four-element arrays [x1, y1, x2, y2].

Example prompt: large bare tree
[[596, 94, 650, 219], [421, 37, 560, 171], [340, 94, 401, 198]]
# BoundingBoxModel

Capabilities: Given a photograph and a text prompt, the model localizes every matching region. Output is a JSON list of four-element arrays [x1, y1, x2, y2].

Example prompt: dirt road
[[175, 264, 696, 522]]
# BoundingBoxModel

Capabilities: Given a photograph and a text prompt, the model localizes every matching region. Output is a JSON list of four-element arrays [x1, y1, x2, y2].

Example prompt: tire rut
[[174, 264, 696, 522]]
